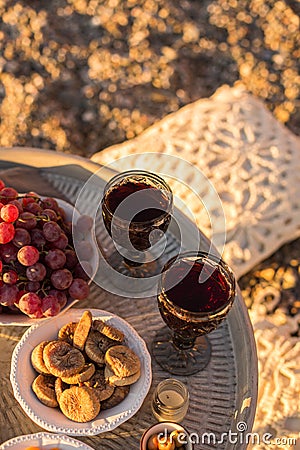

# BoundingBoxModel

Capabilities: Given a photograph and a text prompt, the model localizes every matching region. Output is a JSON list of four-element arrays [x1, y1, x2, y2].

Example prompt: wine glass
[[101, 170, 173, 277], [152, 251, 236, 375]]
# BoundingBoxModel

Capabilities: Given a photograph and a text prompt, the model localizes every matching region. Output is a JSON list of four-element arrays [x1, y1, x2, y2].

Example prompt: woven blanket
[[91, 85, 300, 448]]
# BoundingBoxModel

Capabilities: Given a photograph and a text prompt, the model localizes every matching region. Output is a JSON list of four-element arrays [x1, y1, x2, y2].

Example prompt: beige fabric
[[91, 85, 300, 447], [248, 308, 300, 448], [92, 84, 300, 280]]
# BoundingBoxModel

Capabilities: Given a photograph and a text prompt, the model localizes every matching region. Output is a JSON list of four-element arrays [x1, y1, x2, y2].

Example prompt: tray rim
[[0, 146, 258, 447]]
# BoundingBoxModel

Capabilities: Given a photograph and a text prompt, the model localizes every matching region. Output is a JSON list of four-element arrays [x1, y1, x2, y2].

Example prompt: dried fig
[[43, 340, 85, 378]]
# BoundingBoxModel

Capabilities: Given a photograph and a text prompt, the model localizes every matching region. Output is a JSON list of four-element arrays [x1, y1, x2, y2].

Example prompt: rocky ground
[[0, 0, 299, 156], [239, 237, 300, 333]]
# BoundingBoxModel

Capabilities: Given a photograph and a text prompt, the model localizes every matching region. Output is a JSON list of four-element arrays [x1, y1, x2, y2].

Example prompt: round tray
[[0, 147, 258, 450]]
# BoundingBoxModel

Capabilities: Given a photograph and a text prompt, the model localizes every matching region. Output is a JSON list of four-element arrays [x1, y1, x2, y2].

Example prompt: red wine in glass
[[152, 251, 236, 375], [101, 170, 173, 276]]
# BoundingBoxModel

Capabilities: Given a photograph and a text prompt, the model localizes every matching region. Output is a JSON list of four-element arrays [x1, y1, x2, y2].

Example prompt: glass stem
[[172, 333, 196, 350]]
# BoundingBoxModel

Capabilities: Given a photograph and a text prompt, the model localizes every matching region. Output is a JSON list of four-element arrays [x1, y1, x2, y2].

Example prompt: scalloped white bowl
[[0, 198, 99, 326], [10, 308, 152, 436], [0, 432, 95, 449]]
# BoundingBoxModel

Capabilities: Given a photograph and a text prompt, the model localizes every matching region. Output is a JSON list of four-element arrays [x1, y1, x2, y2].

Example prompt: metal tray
[[0, 147, 257, 450]]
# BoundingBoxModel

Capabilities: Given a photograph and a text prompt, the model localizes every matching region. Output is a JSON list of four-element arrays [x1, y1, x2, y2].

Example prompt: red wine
[[158, 257, 235, 338], [102, 179, 172, 251], [163, 259, 232, 313], [104, 180, 170, 223]]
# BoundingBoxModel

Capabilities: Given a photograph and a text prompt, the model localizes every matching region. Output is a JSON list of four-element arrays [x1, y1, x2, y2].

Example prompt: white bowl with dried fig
[[10, 309, 152, 436]]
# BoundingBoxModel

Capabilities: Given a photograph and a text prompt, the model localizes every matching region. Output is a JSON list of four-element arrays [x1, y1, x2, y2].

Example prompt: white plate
[[10, 308, 152, 436], [0, 432, 95, 449], [0, 198, 99, 326]]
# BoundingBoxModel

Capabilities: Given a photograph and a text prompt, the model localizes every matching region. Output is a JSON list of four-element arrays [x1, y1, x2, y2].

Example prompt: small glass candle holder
[[151, 378, 189, 423]]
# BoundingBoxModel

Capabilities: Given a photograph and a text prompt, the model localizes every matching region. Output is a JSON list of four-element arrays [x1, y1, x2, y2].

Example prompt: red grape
[[0, 222, 15, 244], [49, 232, 68, 250], [21, 194, 37, 207], [31, 228, 46, 248], [3, 269, 18, 284], [0, 180, 5, 190], [16, 212, 37, 230], [74, 261, 92, 280], [0, 191, 92, 319], [0, 284, 19, 306], [69, 278, 90, 300], [75, 214, 93, 233], [45, 248, 66, 269], [51, 268, 73, 290], [65, 249, 78, 269], [0, 187, 18, 204], [13, 228, 31, 248], [0, 243, 18, 262], [15, 289, 26, 305], [24, 202, 42, 215], [29, 309, 44, 319], [41, 209, 58, 222], [43, 221, 61, 242], [41, 295, 61, 317], [26, 262, 46, 281], [18, 292, 43, 318], [9, 200, 23, 214], [42, 197, 59, 212], [49, 289, 67, 308], [1, 204, 19, 222], [17, 245, 39, 266], [76, 240, 93, 260]]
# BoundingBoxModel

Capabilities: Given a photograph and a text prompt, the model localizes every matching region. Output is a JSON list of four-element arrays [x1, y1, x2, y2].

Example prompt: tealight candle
[[151, 378, 189, 423]]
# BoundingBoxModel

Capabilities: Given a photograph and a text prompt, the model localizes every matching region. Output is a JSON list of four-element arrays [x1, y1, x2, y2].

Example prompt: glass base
[[107, 250, 160, 278], [152, 327, 211, 375]]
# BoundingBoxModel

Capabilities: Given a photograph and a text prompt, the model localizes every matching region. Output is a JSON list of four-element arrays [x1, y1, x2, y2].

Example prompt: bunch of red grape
[[0, 180, 92, 319]]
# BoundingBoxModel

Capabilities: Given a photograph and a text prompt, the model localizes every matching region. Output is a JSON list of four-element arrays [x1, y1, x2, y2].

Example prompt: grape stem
[[17, 195, 39, 200]]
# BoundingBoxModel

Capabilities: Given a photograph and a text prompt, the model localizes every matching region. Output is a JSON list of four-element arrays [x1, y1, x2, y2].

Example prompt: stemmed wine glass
[[101, 170, 173, 277], [152, 251, 236, 375]]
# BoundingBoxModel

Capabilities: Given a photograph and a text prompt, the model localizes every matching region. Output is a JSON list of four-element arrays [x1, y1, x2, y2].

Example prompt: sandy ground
[[0, 0, 299, 157]]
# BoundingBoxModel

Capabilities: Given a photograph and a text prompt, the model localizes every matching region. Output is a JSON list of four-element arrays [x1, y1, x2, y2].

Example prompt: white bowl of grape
[[0, 182, 98, 325]]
